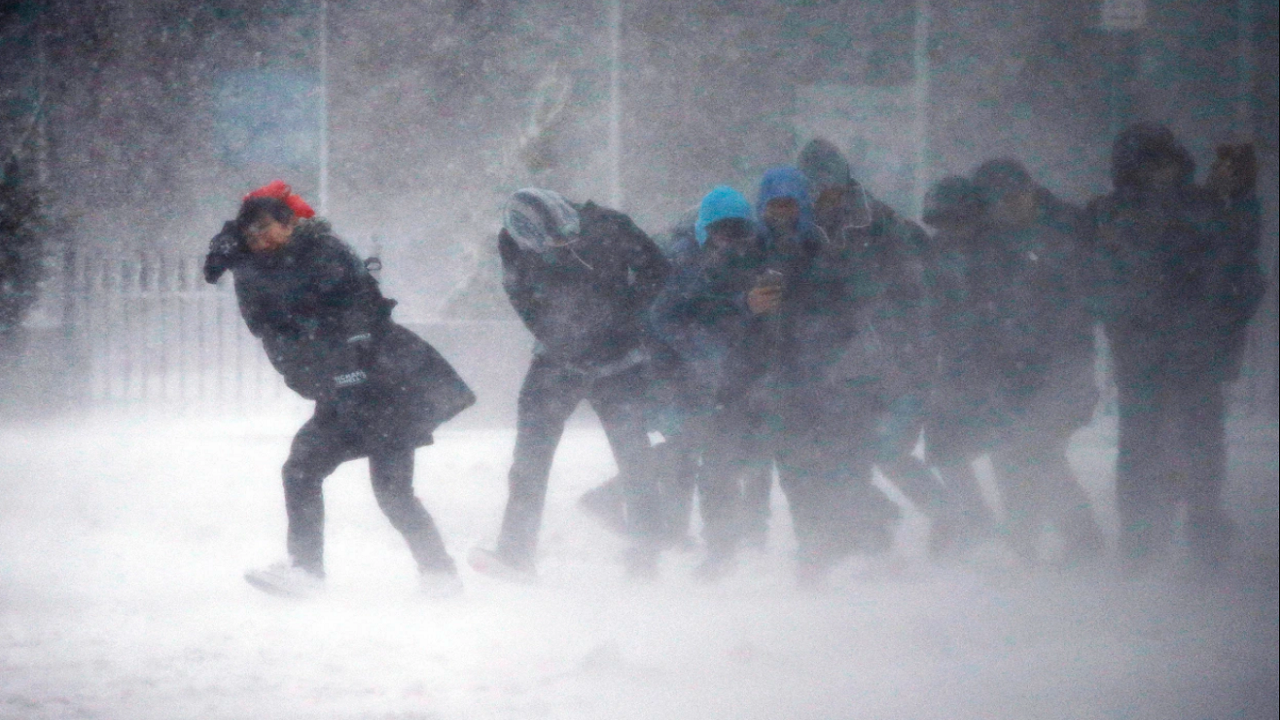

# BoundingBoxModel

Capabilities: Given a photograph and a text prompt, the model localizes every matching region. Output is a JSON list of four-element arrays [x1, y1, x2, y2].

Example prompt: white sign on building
[[1101, 0, 1147, 31]]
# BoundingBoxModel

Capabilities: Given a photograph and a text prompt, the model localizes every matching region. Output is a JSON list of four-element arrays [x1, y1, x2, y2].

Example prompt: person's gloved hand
[[329, 331, 373, 391], [328, 343, 371, 418], [204, 221, 245, 283]]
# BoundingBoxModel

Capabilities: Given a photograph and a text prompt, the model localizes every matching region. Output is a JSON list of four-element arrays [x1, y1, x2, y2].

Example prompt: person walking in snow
[[204, 181, 475, 598], [649, 185, 772, 580], [796, 138, 948, 554], [753, 165, 902, 586], [970, 158, 1105, 567], [575, 203, 715, 551], [919, 176, 1005, 556], [470, 188, 670, 581], [1087, 125, 1264, 577]]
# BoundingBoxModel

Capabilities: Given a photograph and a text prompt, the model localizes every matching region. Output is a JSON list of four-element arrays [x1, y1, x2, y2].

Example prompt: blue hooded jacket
[[695, 185, 754, 247], [755, 166, 818, 248], [650, 186, 771, 403]]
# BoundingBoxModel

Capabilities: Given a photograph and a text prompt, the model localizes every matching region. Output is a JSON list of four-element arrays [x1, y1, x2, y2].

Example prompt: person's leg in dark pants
[[369, 448, 456, 575], [875, 394, 950, 518], [662, 440, 700, 544], [496, 355, 586, 571], [1170, 375, 1229, 575], [1004, 431, 1103, 567], [740, 463, 774, 550], [281, 412, 348, 578], [988, 440, 1045, 564], [693, 405, 763, 576], [926, 397, 998, 557], [591, 366, 663, 546], [775, 436, 851, 585], [928, 454, 994, 558], [1114, 360, 1179, 571]]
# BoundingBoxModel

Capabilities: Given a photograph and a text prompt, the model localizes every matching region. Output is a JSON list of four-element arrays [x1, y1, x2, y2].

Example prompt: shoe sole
[[467, 548, 537, 585], [244, 571, 322, 599]]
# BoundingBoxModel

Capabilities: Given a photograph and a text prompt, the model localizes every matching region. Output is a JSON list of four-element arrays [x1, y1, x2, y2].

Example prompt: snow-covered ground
[[1, 409, 1276, 720]]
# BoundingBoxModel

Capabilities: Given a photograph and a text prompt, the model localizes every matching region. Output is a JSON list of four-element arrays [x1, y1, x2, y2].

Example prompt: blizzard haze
[[0, 411, 1276, 719], [1, 1, 1278, 718]]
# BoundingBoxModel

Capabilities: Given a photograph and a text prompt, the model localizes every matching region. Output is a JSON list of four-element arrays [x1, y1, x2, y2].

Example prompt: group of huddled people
[[204, 120, 1264, 599]]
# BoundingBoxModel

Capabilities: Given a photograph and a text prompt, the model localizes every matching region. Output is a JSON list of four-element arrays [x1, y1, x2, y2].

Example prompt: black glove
[[327, 331, 374, 393], [204, 221, 245, 284]]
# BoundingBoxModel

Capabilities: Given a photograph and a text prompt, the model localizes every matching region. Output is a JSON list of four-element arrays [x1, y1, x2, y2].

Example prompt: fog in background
[[2, 1, 1276, 314], [0, 1, 1278, 718], [1, 0, 1275, 412]]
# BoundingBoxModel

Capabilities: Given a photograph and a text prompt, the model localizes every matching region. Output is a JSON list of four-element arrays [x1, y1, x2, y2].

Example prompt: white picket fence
[[48, 250, 530, 422], [61, 250, 296, 410]]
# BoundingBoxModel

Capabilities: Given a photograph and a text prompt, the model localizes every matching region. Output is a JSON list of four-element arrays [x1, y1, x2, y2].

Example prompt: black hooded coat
[[1088, 124, 1265, 381], [206, 219, 474, 457], [499, 202, 669, 370]]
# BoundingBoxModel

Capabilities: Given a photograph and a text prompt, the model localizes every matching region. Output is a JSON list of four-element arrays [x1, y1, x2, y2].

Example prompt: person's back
[[478, 188, 670, 581], [500, 199, 668, 369]]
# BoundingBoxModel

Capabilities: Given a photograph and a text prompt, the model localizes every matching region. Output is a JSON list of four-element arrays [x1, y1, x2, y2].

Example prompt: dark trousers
[[496, 354, 660, 569], [868, 393, 949, 516], [283, 414, 454, 577], [989, 430, 1103, 564], [1113, 357, 1229, 569], [775, 394, 900, 567]]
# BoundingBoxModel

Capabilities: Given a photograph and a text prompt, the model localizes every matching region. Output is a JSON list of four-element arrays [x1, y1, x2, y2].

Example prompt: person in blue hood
[[755, 165, 909, 586], [649, 185, 779, 580], [738, 168, 821, 554], [756, 166, 820, 250], [576, 189, 767, 552]]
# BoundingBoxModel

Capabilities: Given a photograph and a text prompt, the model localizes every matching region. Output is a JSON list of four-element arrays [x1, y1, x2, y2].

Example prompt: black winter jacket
[[1088, 184, 1264, 381], [207, 219, 474, 454], [650, 230, 773, 406], [499, 201, 669, 370], [813, 194, 935, 403]]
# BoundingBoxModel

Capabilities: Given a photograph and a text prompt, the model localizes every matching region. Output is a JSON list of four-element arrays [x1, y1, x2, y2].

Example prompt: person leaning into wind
[[204, 181, 474, 599], [469, 188, 670, 582]]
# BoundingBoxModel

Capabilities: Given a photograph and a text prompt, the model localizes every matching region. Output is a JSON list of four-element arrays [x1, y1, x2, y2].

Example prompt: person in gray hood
[[470, 188, 670, 582], [796, 138, 947, 559]]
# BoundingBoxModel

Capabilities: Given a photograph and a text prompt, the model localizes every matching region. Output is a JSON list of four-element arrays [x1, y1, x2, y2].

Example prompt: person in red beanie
[[205, 181, 475, 598]]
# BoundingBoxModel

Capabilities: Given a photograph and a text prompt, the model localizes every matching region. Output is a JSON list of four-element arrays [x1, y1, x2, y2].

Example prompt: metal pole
[[318, 0, 330, 215], [608, 0, 622, 208], [912, 0, 930, 221], [34, 9, 49, 187], [1238, 0, 1255, 140]]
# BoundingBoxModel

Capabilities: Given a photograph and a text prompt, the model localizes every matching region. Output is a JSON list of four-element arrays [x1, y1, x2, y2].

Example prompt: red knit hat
[[243, 180, 316, 219]]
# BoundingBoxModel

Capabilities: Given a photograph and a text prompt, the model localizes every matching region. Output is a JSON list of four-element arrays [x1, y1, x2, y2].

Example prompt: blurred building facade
[[1, 0, 1276, 413]]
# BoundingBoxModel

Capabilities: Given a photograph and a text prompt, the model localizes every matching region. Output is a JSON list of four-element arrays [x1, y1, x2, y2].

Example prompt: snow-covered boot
[[244, 561, 324, 599], [419, 569, 465, 599]]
